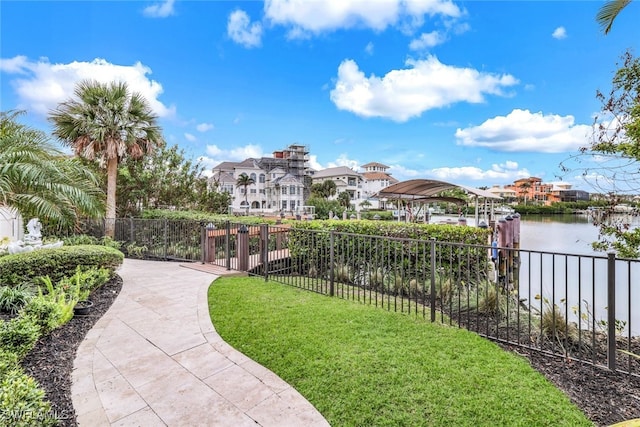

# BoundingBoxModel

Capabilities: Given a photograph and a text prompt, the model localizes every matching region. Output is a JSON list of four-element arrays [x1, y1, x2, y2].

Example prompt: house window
[[259, 174, 265, 183], [250, 173, 256, 181], [281, 201, 287, 210], [282, 187, 288, 195], [259, 189, 265, 194], [250, 189, 257, 194], [290, 201, 296, 210], [289, 185, 296, 194]]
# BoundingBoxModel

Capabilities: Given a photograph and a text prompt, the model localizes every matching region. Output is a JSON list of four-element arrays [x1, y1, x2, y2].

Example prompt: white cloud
[[204, 144, 264, 167], [552, 26, 567, 40], [196, 122, 214, 132], [0, 56, 175, 117], [388, 162, 529, 182], [364, 42, 374, 55], [455, 109, 591, 153], [227, 10, 263, 48], [264, 0, 462, 37], [409, 31, 446, 50], [326, 153, 360, 169], [330, 56, 518, 122], [184, 133, 196, 142], [143, 0, 176, 18]]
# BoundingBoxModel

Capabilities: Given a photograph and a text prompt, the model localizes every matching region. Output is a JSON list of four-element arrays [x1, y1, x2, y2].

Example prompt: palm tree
[[518, 181, 532, 206], [0, 110, 103, 227], [596, 0, 632, 35], [49, 80, 163, 237], [236, 173, 255, 215]]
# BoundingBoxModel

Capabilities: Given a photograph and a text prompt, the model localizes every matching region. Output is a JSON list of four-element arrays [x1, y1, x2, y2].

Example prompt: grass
[[208, 276, 592, 427]]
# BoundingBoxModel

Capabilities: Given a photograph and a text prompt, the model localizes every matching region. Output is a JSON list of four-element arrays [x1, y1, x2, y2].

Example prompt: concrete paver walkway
[[72, 259, 329, 427]]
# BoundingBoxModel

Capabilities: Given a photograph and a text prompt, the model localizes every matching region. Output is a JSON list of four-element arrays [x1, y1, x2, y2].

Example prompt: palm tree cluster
[[0, 110, 103, 228]]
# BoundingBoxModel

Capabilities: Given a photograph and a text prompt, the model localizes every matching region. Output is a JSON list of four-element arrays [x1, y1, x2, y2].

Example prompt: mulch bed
[[20, 276, 122, 427], [15, 275, 640, 427]]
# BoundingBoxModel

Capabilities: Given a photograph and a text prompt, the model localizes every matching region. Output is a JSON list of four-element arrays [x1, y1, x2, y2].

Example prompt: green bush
[[0, 316, 40, 359], [0, 245, 123, 287], [0, 284, 34, 315], [61, 234, 99, 246], [20, 297, 63, 336], [0, 348, 18, 378], [58, 266, 111, 300], [0, 368, 58, 427]]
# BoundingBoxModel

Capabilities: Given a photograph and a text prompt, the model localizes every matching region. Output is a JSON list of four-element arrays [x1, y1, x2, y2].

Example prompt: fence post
[[237, 225, 250, 272], [430, 238, 436, 322], [200, 222, 206, 264], [329, 231, 335, 297], [129, 218, 134, 246], [607, 251, 616, 371], [163, 218, 168, 260], [225, 221, 231, 270], [261, 224, 269, 281]]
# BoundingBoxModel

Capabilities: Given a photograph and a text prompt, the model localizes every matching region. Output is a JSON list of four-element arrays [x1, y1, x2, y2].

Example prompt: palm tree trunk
[[105, 157, 118, 237]]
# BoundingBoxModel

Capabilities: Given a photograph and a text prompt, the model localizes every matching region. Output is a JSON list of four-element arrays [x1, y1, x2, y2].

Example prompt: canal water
[[516, 214, 638, 336]]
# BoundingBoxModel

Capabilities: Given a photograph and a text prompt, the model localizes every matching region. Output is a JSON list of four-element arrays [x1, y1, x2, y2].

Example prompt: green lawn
[[208, 276, 591, 427]]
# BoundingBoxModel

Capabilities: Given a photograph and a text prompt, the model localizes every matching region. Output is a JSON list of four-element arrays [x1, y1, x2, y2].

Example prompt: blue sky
[[1, 0, 638, 190]]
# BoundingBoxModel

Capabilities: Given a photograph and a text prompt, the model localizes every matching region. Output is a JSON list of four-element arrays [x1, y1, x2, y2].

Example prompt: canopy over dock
[[376, 179, 502, 224]]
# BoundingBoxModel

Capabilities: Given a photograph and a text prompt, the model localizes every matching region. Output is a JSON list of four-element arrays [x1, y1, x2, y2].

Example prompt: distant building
[[311, 166, 365, 209], [210, 144, 311, 215], [500, 177, 589, 206], [360, 162, 398, 209]]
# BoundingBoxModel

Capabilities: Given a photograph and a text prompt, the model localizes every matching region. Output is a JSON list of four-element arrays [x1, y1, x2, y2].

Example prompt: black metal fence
[[71, 218, 639, 376]]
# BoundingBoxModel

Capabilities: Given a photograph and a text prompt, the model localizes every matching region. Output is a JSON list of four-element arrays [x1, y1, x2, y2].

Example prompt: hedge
[[0, 245, 123, 287]]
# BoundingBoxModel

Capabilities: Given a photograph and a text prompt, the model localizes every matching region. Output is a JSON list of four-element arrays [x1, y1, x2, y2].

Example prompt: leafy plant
[[125, 243, 148, 259], [0, 316, 40, 359], [534, 295, 579, 346], [0, 368, 58, 426], [0, 284, 34, 315], [20, 297, 63, 335]]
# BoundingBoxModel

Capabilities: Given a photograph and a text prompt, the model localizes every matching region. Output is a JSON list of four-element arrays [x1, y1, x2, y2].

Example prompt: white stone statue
[[25, 218, 42, 240]]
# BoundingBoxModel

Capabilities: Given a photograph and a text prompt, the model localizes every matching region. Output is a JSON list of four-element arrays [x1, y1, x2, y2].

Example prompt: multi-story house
[[502, 178, 589, 206], [210, 144, 310, 215], [311, 166, 365, 209], [360, 162, 398, 209]]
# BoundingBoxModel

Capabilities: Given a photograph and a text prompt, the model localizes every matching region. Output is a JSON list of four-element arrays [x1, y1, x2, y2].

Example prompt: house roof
[[313, 166, 362, 179], [361, 162, 389, 169], [377, 179, 502, 200], [362, 171, 398, 182], [212, 161, 238, 172]]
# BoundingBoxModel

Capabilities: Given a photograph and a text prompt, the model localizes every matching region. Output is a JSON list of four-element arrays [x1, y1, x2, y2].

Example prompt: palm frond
[[596, 0, 632, 35]]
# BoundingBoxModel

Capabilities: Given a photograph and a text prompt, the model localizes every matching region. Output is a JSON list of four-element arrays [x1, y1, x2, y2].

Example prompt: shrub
[[0, 368, 58, 427], [20, 297, 63, 336], [0, 316, 40, 359], [0, 348, 18, 378], [0, 284, 34, 314], [0, 245, 123, 287], [61, 234, 99, 246], [58, 266, 111, 301]]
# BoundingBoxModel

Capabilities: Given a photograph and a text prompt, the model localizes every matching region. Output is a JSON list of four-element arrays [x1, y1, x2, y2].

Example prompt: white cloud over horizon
[[264, 0, 463, 37], [330, 56, 518, 122], [455, 109, 591, 153], [389, 161, 530, 183], [227, 10, 263, 48], [0, 56, 175, 118]]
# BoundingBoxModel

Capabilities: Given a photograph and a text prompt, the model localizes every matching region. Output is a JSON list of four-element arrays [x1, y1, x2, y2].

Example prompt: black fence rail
[[69, 218, 639, 376]]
